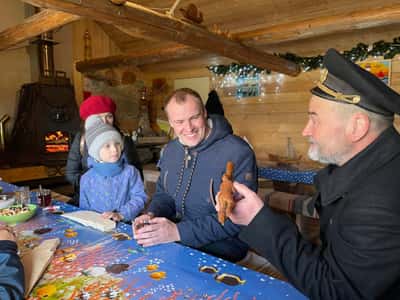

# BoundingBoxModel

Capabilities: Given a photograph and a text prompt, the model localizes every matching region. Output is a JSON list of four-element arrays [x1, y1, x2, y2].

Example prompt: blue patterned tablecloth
[[1, 180, 307, 299], [258, 167, 317, 185], [0, 180, 18, 193]]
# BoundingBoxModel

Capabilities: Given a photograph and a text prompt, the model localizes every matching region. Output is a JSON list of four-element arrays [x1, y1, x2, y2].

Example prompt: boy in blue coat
[[80, 115, 146, 222]]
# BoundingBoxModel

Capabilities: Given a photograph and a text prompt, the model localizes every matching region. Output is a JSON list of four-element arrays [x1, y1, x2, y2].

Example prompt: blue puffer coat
[[80, 156, 147, 221], [148, 114, 258, 262]]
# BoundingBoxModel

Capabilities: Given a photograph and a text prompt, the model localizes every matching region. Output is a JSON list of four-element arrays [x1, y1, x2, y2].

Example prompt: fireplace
[[44, 131, 70, 153], [2, 30, 80, 168], [8, 83, 80, 165], [8, 82, 80, 167]]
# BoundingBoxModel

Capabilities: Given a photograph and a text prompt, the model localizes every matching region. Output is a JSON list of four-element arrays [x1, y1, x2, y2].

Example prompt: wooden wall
[[143, 59, 400, 162], [72, 19, 122, 105], [72, 20, 400, 163], [0, 1, 32, 138], [219, 71, 315, 161], [72, 20, 147, 133]]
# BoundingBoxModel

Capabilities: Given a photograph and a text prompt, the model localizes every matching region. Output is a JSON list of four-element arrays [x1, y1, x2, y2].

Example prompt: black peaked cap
[[311, 48, 400, 116]]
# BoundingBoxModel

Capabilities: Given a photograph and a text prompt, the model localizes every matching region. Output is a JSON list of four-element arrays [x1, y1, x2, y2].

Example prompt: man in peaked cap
[[219, 49, 400, 299]]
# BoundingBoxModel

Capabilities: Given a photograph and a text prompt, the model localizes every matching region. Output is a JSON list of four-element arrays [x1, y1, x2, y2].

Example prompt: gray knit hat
[[85, 115, 123, 161]]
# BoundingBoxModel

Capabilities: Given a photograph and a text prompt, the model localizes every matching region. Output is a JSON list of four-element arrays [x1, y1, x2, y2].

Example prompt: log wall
[[73, 19, 400, 162], [144, 59, 400, 162]]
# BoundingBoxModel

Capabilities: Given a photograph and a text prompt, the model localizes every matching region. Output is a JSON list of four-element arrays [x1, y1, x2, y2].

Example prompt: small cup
[[38, 189, 52, 207], [16, 186, 30, 205]]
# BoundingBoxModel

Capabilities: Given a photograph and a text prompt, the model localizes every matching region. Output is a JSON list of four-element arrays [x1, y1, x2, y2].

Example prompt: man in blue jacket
[[0, 223, 24, 299], [133, 88, 258, 262]]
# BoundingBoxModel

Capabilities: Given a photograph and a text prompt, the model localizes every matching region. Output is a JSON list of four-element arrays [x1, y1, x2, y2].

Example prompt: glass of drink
[[38, 189, 52, 207], [16, 186, 30, 205]]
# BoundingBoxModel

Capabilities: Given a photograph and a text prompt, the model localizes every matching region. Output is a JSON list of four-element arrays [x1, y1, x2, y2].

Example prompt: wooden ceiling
[[3, 0, 400, 75]]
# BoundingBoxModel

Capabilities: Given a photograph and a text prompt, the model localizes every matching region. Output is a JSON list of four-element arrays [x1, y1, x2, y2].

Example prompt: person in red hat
[[66, 95, 143, 206], [78, 95, 117, 122]]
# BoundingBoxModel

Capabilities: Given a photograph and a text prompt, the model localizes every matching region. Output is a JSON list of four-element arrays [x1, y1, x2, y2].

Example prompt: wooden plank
[[390, 60, 400, 72], [233, 123, 307, 138], [236, 4, 400, 44], [222, 92, 311, 105], [23, 0, 299, 76], [72, 19, 122, 104], [192, 0, 389, 33], [233, 125, 307, 137], [0, 166, 48, 183], [0, 9, 79, 51], [229, 125, 307, 148], [229, 111, 307, 124], [224, 102, 308, 114], [76, 45, 205, 72], [247, 23, 400, 56]]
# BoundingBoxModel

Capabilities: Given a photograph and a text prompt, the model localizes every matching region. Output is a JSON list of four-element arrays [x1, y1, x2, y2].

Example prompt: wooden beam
[[113, 25, 160, 42], [0, 9, 79, 51], [76, 45, 205, 72], [236, 4, 400, 43], [22, 0, 300, 76], [79, 3, 400, 71]]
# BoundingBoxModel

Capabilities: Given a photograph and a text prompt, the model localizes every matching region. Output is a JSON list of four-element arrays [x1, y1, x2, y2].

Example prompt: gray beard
[[307, 148, 339, 165]]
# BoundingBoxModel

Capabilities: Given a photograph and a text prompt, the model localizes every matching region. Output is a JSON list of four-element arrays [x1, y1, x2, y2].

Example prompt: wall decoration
[[235, 76, 260, 98], [211, 73, 264, 100], [358, 60, 391, 85]]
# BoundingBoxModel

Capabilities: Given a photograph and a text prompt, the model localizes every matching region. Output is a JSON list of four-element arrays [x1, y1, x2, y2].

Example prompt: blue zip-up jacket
[[148, 114, 258, 262], [80, 156, 147, 221], [66, 132, 143, 206], [0, 241, 24, 299]]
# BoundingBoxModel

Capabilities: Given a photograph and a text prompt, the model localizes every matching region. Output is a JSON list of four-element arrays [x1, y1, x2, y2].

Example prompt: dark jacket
[[148, 114, 258, 262], [0, 241, 25, 299], [65, 131, 143, 206], [240, 126, 400, 299]]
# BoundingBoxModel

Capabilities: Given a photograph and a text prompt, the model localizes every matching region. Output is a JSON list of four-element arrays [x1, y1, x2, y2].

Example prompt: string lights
[[208, 37, 400, 77]]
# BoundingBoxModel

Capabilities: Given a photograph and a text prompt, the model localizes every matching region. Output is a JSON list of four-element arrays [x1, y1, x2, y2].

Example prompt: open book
[[21, 238, 60, 297], [62, 210, 116, 232]]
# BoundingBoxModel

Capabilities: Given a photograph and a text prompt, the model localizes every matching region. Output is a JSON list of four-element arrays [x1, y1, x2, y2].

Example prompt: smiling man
[[133, 88, 258, 263]]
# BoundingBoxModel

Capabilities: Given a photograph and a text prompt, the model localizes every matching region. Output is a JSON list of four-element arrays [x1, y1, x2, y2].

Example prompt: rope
[[173, 147, 198, 219]]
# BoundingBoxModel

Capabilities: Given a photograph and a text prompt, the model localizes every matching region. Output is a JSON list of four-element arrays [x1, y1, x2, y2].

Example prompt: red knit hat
[[79, 95, 117, 120]]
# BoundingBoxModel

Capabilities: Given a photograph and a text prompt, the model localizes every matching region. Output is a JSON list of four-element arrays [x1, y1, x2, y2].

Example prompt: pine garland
[[208, 37, 400, 76]]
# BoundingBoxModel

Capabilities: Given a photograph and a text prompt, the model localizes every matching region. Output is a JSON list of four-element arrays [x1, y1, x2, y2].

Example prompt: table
[[259, 167, 317, 185], [1, 181, 307, 300]]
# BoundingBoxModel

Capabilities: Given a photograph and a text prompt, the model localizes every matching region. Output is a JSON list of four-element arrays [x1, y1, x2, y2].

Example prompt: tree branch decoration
[[208, 37, 400, 76]]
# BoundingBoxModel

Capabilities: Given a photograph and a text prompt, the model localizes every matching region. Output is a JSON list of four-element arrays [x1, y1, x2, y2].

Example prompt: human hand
[[102, 211, 123, 222], [133, 217, 180, 247], [216, 182, 264, 226], [133, 212, 154, 231], [0, 223, 16, 242]]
